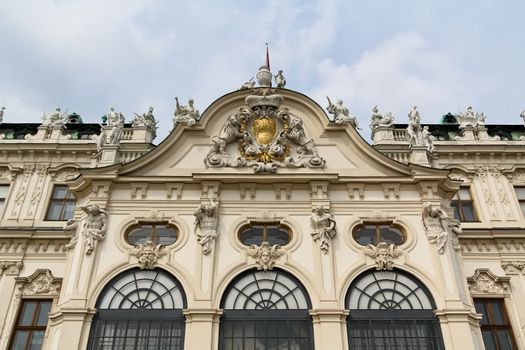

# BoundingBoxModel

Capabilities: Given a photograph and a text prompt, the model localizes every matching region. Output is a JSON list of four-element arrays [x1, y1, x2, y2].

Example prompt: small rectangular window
[[0, 184, 9, 213], [474, 298, 518, 350], [514, 187, 525, 217], [9, 300, 52, 350], [451, 187, 478, 222], [45, 185, 76, 221]]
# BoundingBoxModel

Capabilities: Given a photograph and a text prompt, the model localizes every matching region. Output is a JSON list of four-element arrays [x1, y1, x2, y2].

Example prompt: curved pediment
[[79, 88, 449, 183]]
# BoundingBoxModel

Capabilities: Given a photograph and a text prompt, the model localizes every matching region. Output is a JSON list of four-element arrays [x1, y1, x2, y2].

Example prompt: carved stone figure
[[310, 206, 337, 254], [422, 202, 450, 254], [0, 106, 5, 123], [133, 107, 158, 132], [194, 196, 219, 255], [326, 97, 358, 128], [247, 241, 284, 271], [422, 126, 436, 153], [274, 70, 286, 88], [132, 241, 165, 270], [407, 106, 422, 145], [455, 106, 486, 129], [63, 218, 79, 249], [240, 78, 255, 90], [107, 109, 125, 145], [173, 97, 199, 127], [365, 242, 401, 270], [205, 91, 325, 173], [22, 270, 60, 295], [81, 204, 108, 255], [42, 108, 69, 127], [520, 110, 525, 126], [370, 105, 394, 130]]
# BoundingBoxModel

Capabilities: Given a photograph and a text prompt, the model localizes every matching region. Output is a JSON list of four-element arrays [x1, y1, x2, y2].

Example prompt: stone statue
[[310, 206, 337, 253], [521, 110, 525, 125], [455, 106, 486, 129], [173, 97, 199, 127], [64, 219, 79, 249], [365, 242, 401, 270], [422, 202, 449, 254], [81, 204, 108, 255], [370, 105, 395, 130], [284, 118, 317, 157], [42, 108, 69, 127], [240, 78, 255, 90], [133, 107, 158, 131], [274, 70, 286, 88], [208, 114, 245, 157], [107, 109, 125, 145], [0, 106, 5, 123], [326, 97, 358, 128], [247, 241, 284, 271], [422, 126, 436, 153], [194, 196, 220, 255], [407, 106, 422, 145]]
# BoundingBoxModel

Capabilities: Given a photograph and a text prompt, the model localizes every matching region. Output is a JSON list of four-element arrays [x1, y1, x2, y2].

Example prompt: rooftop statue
[[173, 97, 199, 127], [97, 108, 125, 151], [326, 97, 358, 128], [274, 70, 286, 88], [406, 106, 422, 145], [422, 126, 436, 153], [0, 106, 5, 123], [42, 107, 69, 127], [521, 110, 525, 126], [133, 106, 158, 135], [369, 105, 394, 130], [240, 78, 255, 90], [455, 105, 486, 129]]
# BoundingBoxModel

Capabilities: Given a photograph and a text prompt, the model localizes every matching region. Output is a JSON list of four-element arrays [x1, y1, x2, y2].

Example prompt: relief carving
[[365, 242, 401, 270], [194, 196, 219, 255], [205, 90, 325, 173], [0, 261, 23, 276], [63, 203, 108, 255], [467, 268, 510, 295], [132, 241, 166, 270], [18, 269, 62, 295], [247, 241, 284, 271], [422, 202, 460, 254], [310, 206, 337, 254], [501, 261, 525, 275], [11, 165, 34, 217]]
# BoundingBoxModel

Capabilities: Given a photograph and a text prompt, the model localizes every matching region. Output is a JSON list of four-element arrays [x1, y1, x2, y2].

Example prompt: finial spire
[[265, 43, 270, 71]]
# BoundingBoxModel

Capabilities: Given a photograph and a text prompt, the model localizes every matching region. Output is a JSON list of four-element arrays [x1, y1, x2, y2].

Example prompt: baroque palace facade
[[0, 66, 524, 350]]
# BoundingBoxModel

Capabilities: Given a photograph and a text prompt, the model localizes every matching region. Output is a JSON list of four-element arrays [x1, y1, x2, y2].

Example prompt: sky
[[0, 0, 524, 143]]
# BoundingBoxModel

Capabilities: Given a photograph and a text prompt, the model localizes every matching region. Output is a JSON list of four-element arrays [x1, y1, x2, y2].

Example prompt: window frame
[[352, 222, 406, 246], [44, 184, 76, 221], [474, 298, 518, 350], [237, 222, 292, 246], [8, 298, 53, 350], [0, 183, 11, 218], [125, 221, 179, 246], [514, 186, 525, 218], [451, 186, 479, 222]]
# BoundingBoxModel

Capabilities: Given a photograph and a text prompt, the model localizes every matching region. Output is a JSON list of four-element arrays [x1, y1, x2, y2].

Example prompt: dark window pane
[[497, 330, 514, 349], [462, 204, 476, 222], [355, 225, 376, 245], [451, 202, 461, 221], [35, 302, 52, 326], [46, 203, 63, 221], [19, 301, 37, 326], [239, 223, 291, 246], [515, 187, 525, 199], [62, 202, 75, 221], [127, 224, 177, 246], [241, 226, 264, 245], [459, 188, 472, 199], [11, 331, 29, 350], [481, 331, 497, 350], [53, 186, 68, 199], [266, 226, 289, 245], [380, 226, 405, 245], [28, 331, 45, 350]]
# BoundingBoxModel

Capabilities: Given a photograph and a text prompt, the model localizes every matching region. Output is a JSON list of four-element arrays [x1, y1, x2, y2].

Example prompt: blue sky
[[0, 0, 523, 142]]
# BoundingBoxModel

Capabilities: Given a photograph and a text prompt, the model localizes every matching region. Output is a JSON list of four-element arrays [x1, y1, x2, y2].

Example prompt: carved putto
[[173, 97, 199, 127], [205, 90, 325, 173], [42, 107, 69, 127], [310, 206, 337, 254], [369, 105, 394, 130], [326, 97, 358, 128], [247, 241, 284, 271], [406, 106, 422, 145], [467, 268, 510, 295], [422, 202, 460, 254], [194, 196, 220, 255], [365, 242, 401, 270], [132, 241, 166, 270]]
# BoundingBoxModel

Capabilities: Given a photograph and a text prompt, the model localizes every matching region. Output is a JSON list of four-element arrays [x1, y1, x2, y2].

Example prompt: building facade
[[0, 71, 524, 349]]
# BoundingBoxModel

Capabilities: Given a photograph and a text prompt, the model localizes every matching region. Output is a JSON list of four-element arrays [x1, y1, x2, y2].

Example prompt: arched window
[[88, 269, 186, 350], [346, 270, 444, 350], [220, 269, 314, 350]]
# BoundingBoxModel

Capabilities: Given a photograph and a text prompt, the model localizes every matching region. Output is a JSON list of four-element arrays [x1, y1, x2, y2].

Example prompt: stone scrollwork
[[132, 241, 166, 270], [310, 206, 337, 254], [422, 202, 460, 255], [501, 261, 525, 275], [0, 261, 24, 276], [194, 196, 220, 255], [247, 241, 284, 271], [16, 269, 62, 295], [365, 242, 401, 270], [467, 268, 510, 295], [204, 89, 325, 173]]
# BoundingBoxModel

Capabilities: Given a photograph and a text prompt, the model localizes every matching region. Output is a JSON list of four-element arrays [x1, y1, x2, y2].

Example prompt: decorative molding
[[310, 206, 337, 254], [501, 261, 525, 275], [381, 184, 400, 200], [130, 183, 148, 199], [460, 239, 525, 254], [239, 183, 256, 200], [0, 239, 68, 255], [0, 261, 23, 276], [131, 241, 166, 270], [346, 183, 365, 200], [247, 241, 284, 271], [165, 183, 183, 200], [11, 164, 34, 217], [26, 165, 48, 217], [467, 268, 510, 295], [49, 167, 80, 182], [364, 242, 401, 270], [15, 269, 62, 295], [310, 182, 329, 200], [274, 184, 292, 200]]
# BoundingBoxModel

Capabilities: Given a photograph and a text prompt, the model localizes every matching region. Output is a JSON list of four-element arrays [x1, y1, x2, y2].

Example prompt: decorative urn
[[256, 66, 272, 87]]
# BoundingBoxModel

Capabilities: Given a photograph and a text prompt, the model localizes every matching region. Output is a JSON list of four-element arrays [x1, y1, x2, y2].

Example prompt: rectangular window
[[451, 187, 478, 222], [0, 184, 9, 213], [45, 185, 76, 221], [514, 187, 525, 217], [9, 299, 52, 350], [474, 298, 518, 350]]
